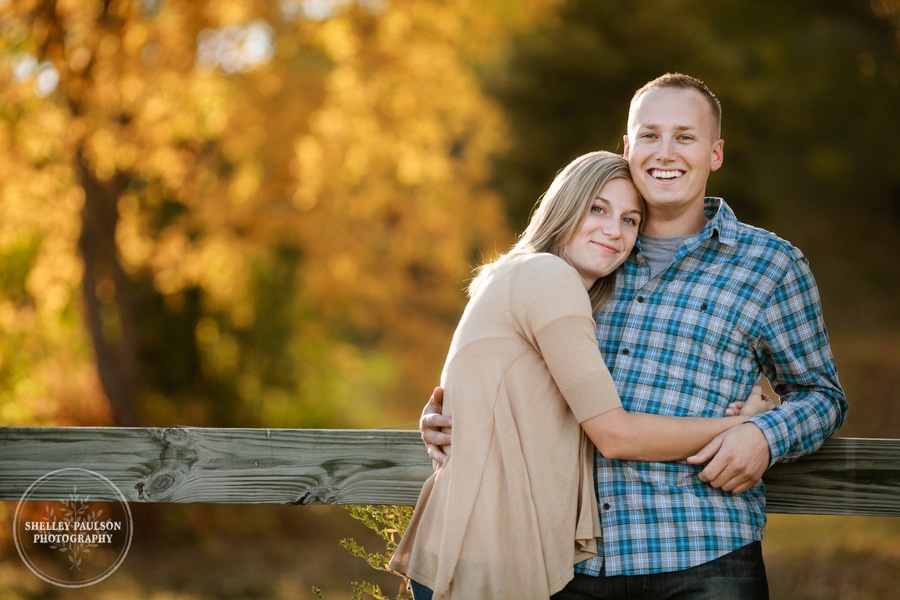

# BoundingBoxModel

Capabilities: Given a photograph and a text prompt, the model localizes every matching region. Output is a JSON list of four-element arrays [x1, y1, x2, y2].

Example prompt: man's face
[[623, 87, 724, 213]]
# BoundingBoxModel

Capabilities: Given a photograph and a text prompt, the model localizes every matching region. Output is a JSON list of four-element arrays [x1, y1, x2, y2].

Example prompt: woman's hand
[[725, 384, 780, 417], [421, 387, 451, 470]]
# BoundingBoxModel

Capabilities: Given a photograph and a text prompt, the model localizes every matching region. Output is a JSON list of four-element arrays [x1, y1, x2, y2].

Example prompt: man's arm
[[688, 254, 848, 492], [421, 386, 451, 469]]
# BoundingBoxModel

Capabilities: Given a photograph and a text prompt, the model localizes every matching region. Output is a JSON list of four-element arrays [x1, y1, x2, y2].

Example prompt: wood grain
[[1, 428, 897, 516]]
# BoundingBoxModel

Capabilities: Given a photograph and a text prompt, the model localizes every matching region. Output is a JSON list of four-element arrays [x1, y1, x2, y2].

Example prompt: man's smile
[[649, 169, 684, 180]]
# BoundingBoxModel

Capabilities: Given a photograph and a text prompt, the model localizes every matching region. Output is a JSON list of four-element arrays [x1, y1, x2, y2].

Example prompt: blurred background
[[0, 0, 898, 598]]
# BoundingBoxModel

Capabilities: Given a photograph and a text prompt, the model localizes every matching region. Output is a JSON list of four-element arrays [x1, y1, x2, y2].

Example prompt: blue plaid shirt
[[576, 198, 848, 577]]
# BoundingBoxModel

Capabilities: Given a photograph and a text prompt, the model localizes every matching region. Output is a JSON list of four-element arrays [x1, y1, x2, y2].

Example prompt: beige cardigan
[[389, 253, 622, 599]]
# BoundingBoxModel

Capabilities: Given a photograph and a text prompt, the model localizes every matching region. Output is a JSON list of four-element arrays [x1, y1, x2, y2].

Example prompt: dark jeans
[[409, 579, 433, 600], [551, 542, 768, 600]]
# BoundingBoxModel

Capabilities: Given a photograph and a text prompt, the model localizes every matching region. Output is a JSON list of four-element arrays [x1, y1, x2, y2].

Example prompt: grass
[[764, 514, 900, 600], [1, 505, 898, 599], [0, 504, 401, 600]]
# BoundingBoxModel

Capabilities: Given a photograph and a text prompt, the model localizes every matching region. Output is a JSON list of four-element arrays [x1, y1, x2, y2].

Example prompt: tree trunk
[[77, 150, 138, 425]]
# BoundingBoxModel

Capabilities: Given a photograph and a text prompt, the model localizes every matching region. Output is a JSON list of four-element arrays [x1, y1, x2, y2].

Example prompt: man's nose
[[656, 136, 675, 160]]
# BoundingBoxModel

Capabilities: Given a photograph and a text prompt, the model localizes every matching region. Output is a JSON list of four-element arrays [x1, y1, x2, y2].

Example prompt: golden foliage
[[0, 0, 562, 425]]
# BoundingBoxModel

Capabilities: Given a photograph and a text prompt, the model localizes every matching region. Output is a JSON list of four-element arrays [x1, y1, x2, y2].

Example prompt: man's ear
[[710, 138, 724, 172], [623, 134, 631, 159]]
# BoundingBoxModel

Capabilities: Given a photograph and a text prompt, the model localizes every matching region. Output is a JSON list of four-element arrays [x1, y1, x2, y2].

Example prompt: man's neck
[[642, 202, 708, 237]]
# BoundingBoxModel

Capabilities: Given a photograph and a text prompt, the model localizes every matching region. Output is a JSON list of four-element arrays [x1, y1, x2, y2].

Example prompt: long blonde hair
[[470, 151, 641, 315]]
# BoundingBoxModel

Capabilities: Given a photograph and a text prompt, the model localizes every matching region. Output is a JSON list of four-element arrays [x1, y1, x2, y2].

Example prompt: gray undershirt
[[639, 232, 696, 279]]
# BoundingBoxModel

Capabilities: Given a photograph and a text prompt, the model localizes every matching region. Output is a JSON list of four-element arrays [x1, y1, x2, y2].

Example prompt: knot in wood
[[162, 428, 189, 445], [146, 473, 176, 497], [293, 487, 335, 505]]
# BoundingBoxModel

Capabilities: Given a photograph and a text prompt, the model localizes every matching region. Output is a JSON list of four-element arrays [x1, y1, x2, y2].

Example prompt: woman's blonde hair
[[470, 150, 641, 315]]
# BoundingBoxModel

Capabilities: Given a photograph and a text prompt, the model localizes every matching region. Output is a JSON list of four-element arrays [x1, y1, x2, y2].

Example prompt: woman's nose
[[603, 219, 622, 239]]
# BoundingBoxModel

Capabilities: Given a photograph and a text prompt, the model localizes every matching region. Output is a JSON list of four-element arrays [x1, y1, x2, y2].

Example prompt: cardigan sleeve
[[511, 254, 623, 423]]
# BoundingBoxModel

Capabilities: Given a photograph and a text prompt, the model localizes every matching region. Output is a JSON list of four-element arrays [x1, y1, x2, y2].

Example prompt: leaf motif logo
[[14, 468, 134, 588], [42, 487, 102, 571]]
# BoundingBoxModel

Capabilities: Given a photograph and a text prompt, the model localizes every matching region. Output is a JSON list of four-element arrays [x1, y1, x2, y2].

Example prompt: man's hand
[[421, 386, 451, 470], [686, 423, 771, 494]]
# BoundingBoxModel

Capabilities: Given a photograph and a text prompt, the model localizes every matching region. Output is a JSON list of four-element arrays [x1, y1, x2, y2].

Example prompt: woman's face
[[563, 177, 641, 289]]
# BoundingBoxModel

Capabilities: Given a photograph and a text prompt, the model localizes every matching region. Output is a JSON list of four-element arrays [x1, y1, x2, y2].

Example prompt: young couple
[[389, 74, 848, 599]]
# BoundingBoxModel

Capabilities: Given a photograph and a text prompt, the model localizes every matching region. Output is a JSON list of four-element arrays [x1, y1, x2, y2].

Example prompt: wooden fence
[[1, 428, 899, 516]]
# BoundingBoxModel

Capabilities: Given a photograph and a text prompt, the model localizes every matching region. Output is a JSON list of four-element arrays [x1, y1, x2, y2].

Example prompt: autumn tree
[[0, 0, 561, 426]]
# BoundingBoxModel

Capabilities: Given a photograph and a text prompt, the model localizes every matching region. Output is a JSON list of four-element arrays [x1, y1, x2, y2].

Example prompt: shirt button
[[602, 503, 611, 510], [636, 296, 645, 303], [621, 349, 630, 356]]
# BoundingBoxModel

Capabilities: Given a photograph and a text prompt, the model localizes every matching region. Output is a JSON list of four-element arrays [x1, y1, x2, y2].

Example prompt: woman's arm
[[581, 386, 776, 461], [514, 257, 779, 462]]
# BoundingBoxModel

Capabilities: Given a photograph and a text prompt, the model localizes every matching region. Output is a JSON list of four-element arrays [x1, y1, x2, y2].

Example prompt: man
[[421, 73, 847, 598]]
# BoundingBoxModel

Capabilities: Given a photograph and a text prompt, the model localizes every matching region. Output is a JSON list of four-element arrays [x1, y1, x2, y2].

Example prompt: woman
[[389, 151, 773, 599]]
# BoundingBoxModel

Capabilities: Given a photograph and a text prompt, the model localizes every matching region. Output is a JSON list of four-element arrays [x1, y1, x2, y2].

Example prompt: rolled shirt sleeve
[[748, 252, 848, 465]]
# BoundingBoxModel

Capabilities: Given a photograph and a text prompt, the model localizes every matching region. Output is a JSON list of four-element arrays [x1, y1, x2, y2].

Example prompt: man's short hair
[[631, 73, 722, 138]]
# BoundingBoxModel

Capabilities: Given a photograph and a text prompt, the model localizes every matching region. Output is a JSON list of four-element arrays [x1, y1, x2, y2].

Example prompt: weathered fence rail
[[1, 428, 898, 516]]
